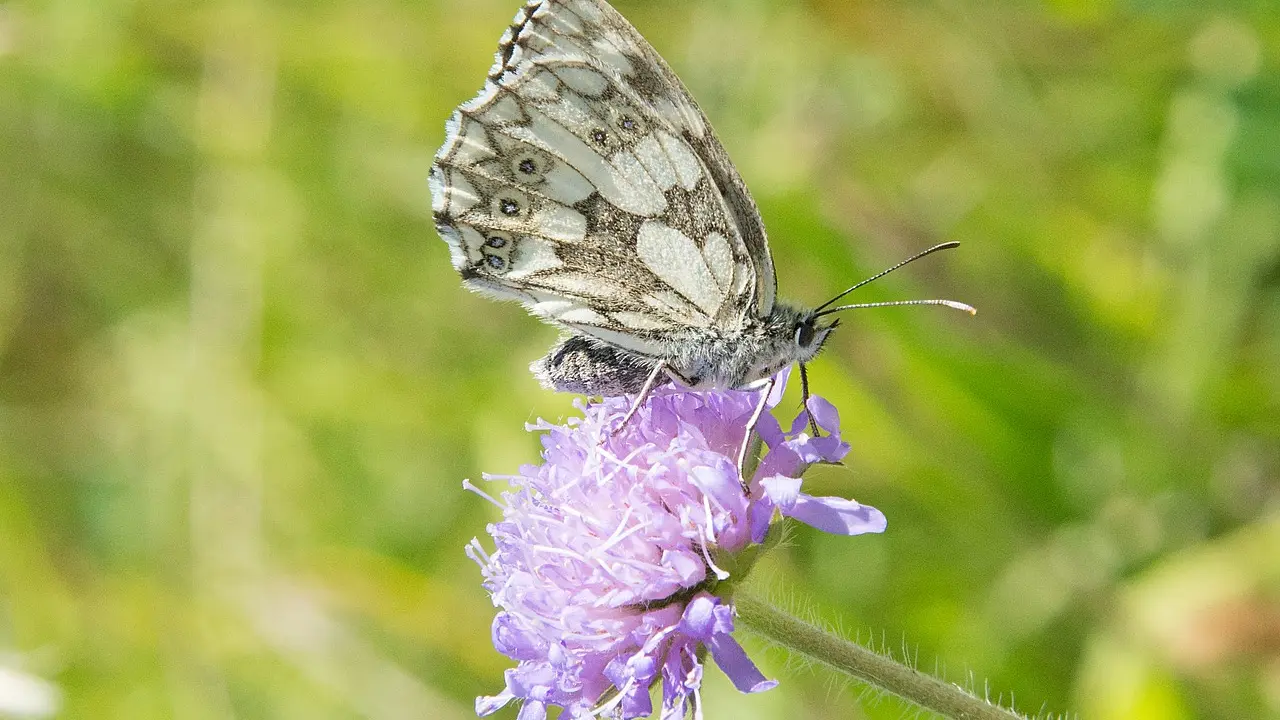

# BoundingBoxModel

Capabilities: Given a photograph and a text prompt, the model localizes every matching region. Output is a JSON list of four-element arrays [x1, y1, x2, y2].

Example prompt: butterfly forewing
[[431, 0, 777, 357]]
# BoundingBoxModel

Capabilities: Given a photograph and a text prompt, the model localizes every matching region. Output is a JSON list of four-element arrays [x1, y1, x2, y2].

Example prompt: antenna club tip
[[941, 300, 977, 315]]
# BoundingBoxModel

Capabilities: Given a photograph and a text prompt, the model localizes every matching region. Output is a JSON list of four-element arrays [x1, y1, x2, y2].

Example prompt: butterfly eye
[[794, 322, 816, 347]]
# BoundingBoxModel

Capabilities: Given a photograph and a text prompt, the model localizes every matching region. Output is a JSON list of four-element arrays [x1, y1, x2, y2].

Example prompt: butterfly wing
[[430, 0, 776, 357]]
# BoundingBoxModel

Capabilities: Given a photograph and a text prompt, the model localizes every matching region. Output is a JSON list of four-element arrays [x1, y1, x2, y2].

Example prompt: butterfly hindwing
[[431, 0, 777, 357]]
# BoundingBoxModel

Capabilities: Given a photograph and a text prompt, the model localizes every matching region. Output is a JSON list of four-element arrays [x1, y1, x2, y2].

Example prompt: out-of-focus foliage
[[0, 0, 1276, 718]]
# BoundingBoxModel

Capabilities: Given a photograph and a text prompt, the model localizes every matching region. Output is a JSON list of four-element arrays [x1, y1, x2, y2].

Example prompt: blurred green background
[[1, 0, 1277, 718]]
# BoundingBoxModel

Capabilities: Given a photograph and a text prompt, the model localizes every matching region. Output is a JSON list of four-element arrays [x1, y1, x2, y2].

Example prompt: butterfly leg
[[799, 362, 821, 436], [610, 360, 669, 436], [736, 375, 777, 494]]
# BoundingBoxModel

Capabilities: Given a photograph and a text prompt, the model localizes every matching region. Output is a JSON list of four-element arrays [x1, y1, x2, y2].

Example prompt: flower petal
[[677, 594, 719, 640], [661, 549, 705, 586], [708, 631, 778, 694], [759, 476, 801, 512], [754, 410, 784, 449], [506, 664, 555, 700], [619, 688, 653, 718], [690, 465, 746, 515], [492, 613, 544, 660], [710, 602, 735, 635], [749, 499, 773, 543], [604, 654, 657, 720], [805, 435, 850, 464], [766, 366, 791, 408], [787, 403, 812, 436], [806, 395, 842, 434], [785, 435, 839, 467], [476, 690, 515, 716], [516, 700, 547, 720], [753, 444, 802, 481], [785, 493, 887, 536]]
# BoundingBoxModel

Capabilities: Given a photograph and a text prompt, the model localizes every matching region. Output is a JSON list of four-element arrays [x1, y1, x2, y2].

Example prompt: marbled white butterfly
[[429, 0, 973, 464]]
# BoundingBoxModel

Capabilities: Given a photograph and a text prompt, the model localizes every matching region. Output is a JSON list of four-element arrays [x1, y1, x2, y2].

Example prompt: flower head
[[466, 376, 885, 719]]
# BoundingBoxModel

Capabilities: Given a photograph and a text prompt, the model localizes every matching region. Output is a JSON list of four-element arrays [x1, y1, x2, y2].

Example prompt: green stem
[[733, 592, 1026, 720]]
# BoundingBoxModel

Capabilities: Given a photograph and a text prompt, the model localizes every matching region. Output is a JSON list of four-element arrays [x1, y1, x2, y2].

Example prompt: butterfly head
[[791, 311, 838, 360], [744, 304, 839, 383]]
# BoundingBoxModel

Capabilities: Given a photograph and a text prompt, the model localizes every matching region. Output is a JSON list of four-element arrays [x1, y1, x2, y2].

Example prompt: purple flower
[[465, 374, 886, 719]]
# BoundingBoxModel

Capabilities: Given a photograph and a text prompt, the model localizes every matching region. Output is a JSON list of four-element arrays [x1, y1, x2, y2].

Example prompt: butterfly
[[429, 0, 973, 470]]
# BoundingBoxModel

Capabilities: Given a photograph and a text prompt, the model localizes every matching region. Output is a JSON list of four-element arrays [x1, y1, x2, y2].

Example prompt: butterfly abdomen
[[533, 335, 665, 395]]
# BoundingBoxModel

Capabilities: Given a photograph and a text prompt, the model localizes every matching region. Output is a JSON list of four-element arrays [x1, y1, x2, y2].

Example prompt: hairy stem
[[733, 592, 1026, 720]]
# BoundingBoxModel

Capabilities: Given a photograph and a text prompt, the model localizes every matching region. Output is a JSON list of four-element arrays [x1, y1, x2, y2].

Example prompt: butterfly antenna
[[816, 299, 976, 317], [813, 241, 963, 314]]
